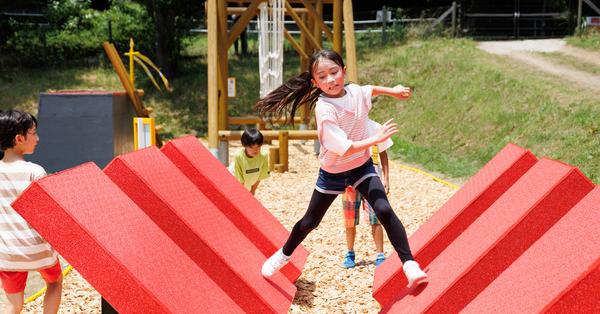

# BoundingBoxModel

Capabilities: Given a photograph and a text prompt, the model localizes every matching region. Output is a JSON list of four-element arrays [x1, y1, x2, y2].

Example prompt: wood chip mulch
[[21, 140, 458, 313]]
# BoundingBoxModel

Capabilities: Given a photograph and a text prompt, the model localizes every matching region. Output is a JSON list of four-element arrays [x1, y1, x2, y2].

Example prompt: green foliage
[[4, 0, 153, 65], [567, 28, 600, 52]]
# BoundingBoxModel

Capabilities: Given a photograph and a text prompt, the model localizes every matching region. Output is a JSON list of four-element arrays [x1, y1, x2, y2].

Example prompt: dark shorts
[[315, 159, 378, 195]]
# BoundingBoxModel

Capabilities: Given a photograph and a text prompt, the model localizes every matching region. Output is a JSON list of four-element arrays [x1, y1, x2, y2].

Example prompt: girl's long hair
[[255, 50, 345, 123]]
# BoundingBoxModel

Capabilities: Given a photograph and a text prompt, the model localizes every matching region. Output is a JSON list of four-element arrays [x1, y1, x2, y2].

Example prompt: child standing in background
[[0, 110, 62, 313], [342, 120, 392, 268], [229, 128, 270, 195]]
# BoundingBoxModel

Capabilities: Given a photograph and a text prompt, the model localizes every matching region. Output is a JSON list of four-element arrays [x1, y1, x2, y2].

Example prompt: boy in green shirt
[[229, 128, 269, 195]]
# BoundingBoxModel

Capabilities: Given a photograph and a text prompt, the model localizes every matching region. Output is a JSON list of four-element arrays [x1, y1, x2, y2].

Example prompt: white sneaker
[[261, 249, 290, 277], [403, 260, 428, 288]]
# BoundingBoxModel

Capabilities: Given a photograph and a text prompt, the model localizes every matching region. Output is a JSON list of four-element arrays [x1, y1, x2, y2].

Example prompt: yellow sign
[[133, 117, 156, 150]]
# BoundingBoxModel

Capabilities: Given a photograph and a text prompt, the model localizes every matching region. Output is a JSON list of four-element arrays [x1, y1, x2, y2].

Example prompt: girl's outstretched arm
[[372, 85, 412, 100], [342, 119, 397, 157]]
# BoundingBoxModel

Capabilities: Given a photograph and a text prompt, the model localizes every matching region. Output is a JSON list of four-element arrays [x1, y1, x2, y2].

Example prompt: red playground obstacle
[[12, 163, 245, 313], [462, 186, 600, 313], [161, 135, 309, 282], [104, 147, 296, 313], [373, 142, 598, 313], [374, 143, 537, 308]]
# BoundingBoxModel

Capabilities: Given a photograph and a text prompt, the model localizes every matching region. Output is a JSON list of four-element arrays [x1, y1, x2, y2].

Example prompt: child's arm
[[372, 85, 412, 100], [343, 119, 397, 157], [380, 150, 390, 194], [250, 180, 261, 195]]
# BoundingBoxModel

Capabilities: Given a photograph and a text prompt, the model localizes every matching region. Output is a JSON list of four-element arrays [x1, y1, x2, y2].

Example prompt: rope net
[[258, 0, 285, 98]]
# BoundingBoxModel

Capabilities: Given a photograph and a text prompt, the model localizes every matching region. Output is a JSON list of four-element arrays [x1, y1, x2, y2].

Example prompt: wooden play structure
[[206, 0, 360, 170]]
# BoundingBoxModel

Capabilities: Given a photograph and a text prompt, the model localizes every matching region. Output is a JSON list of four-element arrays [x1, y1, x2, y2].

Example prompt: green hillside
[[2, 35, 599, 183]]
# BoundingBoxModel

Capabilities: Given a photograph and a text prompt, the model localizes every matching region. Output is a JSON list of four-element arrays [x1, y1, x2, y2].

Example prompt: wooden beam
[[332, 0, 342, 54], [284, 29, 309, 59], [207, 0, 219, 150], [343, 0, 357, 82], [226, 6, 308, 14], [229, 115, 303, 125], [227, 0, 333, 3], [300, 13, 309, 71], [227, 0, 261, 48], [285, 1, 322, 50], [300, 0, 332, 41], [102, 42, 146, 117], [219, 130, 318, 141]]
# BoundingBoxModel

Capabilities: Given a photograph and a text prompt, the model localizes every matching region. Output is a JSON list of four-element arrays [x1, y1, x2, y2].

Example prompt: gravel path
[[478, 39, 600, 92], [17, 140, 458, 313]]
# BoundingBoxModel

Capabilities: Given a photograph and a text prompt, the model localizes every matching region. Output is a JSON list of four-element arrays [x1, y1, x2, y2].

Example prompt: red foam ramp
[[374, 143, 537, 308], [11, 163, 244, 313], [160, 135, 308, 282], [104, 146, 296, 313], [462, 186, 600, 313], [385, 158, 594, 313]]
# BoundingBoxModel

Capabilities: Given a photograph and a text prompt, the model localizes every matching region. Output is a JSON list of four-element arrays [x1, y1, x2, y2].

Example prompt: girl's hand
[[392, 85, 412, 99], [374, 119, 397, 143]]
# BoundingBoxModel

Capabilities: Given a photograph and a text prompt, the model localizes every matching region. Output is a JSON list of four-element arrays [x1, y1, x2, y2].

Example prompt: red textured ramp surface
[[11, 163, 243, 314], [374, 143, 537, 308], [463, 186, 600, 314], [104, 147, 295, 313], [385, 158, 594, 314], [161, 135, 308, 282]]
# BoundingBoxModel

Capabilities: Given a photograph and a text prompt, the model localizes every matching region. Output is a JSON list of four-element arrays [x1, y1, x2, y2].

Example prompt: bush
[[4, 0, 153, 65]]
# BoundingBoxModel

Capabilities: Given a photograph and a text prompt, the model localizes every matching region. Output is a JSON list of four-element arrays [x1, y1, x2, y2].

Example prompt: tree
[[135, 0, 203, 76]]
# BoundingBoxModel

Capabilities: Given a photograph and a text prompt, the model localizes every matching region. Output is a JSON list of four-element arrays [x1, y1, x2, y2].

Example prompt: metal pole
[[382, 6, 387, 44]]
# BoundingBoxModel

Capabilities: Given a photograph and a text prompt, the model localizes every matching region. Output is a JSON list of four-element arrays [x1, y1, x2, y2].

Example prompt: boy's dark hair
[[0, 110, 38, 151], [241, 128, 264, 147]]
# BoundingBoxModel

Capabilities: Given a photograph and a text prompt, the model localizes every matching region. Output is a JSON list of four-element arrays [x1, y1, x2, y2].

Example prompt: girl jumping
[[256, 50, 427, 288]]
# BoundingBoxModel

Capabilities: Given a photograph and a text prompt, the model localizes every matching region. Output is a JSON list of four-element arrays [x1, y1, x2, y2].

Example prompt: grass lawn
[[361, 38, 600, 182]]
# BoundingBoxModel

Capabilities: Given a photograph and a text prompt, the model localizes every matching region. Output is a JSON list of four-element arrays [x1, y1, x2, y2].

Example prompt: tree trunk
[[150, 2, 178, 76]]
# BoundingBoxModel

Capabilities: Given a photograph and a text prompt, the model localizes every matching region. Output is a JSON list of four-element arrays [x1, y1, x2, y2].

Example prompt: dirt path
[[19, 140, 458, 313], [478, 39, 600, 92]]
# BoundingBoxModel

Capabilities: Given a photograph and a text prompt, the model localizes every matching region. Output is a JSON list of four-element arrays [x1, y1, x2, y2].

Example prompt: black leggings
[[282, 175, 415, 262]]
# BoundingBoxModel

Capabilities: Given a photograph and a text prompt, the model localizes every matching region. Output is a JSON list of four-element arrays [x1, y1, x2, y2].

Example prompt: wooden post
[[274, 164, 286, 173], [269, 147, 279, 172], [333, 0, 343, 54], [218, 0, 229, 132], [207, 0, 219, 154], [343, 0, 358, 82], [278, 131, 289, 172]]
